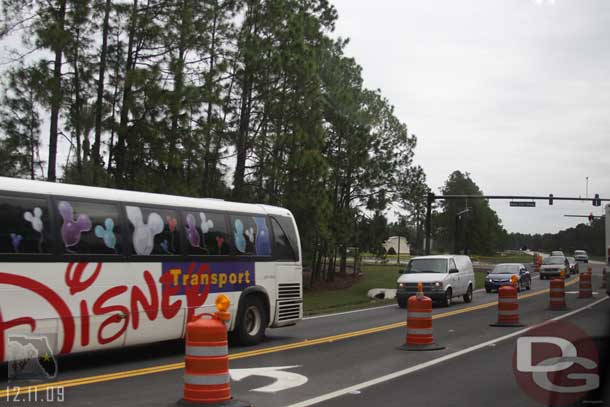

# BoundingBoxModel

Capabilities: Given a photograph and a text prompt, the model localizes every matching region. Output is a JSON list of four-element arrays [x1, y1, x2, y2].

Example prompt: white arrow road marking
[[230, 365, 308, 393]]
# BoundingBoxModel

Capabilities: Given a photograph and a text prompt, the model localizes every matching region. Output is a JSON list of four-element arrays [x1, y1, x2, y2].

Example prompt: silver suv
[[574, 250, 589, 262]]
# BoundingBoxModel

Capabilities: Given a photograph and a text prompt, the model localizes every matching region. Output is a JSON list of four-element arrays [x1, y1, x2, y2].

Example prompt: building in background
[[383, 236, 410, 255]]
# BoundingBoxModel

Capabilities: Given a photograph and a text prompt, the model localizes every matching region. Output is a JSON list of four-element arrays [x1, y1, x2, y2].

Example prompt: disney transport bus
[[0, 177, 303, 362]]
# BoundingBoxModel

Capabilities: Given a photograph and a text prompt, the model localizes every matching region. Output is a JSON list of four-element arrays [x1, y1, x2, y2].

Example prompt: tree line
[[430, 171, 509, 255], [0, 0, 428, 281], [506, 219, 606, 257]]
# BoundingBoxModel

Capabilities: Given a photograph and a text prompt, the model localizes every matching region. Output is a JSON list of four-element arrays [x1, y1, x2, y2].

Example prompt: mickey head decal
[[200, 213, 214, 233], [126, 206, 164, 255], [10, 233, 23, 252], [254, 217, 271, 256], [94, 218, 117, 250], [245, 227, 254, 244], [24, 207, 44, 233], [185, 214, 201, 248], [58, 201, 92, 248], [234, 218, 246, 253]]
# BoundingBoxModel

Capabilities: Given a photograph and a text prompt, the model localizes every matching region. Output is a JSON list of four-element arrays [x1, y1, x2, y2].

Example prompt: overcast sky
[[331, 0, 610, 234]]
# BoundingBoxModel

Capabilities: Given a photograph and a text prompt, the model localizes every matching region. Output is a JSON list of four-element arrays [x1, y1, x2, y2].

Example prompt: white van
[[396, 255, 475, 307]]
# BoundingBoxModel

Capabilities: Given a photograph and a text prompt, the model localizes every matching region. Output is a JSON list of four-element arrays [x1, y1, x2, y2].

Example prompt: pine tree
[[0, 66, 44, 179]]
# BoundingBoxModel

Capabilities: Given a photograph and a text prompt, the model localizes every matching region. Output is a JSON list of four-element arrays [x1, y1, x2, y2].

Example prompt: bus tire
[[234, 295, 267, 346]]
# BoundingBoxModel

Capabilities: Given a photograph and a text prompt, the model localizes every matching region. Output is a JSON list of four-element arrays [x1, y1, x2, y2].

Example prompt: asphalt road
[[2, 263, 608, 407]]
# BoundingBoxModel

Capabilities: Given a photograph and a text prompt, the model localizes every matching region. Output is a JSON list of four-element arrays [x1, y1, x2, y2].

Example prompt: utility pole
[[586, 177, 589, 199]]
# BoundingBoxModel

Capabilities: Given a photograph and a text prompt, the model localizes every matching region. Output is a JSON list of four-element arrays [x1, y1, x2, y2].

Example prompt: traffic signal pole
[[424, 192, 434, 255]]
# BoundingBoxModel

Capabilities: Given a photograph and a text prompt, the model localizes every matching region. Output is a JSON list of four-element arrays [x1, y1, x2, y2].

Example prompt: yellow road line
[[0, 278, 580, 398]]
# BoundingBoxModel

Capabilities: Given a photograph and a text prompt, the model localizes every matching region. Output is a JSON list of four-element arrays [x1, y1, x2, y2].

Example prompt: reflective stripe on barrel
[[186, 344, 228, 357], [184, 373, 230, 386]]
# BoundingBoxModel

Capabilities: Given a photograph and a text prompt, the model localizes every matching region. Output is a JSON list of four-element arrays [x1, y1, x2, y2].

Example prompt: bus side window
[[276, 216, 299, 261], [125, 206, 180, 256], [270, 217, 297, 261], [0, 195, 51, 254], [55, 200, 123, 255], [183, 211, 230, 256]]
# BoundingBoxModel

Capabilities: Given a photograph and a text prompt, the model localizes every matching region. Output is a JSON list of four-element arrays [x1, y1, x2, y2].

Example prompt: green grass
[[474, 271, 487, 290], [303, 264, 489, 316], [471, 253, 534, 264], [303, 264, 401, 316]]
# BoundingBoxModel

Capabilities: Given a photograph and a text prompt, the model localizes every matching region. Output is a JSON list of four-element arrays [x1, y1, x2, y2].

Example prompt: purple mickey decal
[[10, 233, 23, 252], [58, 201, 92, 248], [185, 214, 200, 248]]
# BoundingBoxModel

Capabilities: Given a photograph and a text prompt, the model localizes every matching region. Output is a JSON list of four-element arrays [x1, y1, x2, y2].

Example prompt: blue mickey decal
[[94, 218, 117, 250], [234, 219, 246, 253], [254, 217, 271, 256]]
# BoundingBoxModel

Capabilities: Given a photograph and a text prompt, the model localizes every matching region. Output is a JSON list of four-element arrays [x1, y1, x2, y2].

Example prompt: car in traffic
[[550, 250, 565, 257], [574, 249, 589, 263], [539, 255, 570, 279], [567, 256, 577, 274], [396, 255, 475, 308], [485, 263, 531, 292]]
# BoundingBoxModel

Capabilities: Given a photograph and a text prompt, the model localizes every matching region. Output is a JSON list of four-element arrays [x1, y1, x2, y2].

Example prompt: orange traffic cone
[[548, 278, 567, 310], [398, 282, 444, 351], [578, 269, 593, 299], [179, 295, 251, 407], [490, 284, 524, 327]]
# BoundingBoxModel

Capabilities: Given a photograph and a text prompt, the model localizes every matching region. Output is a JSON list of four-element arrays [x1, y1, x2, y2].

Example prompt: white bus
[[0, 177, 303, 363]]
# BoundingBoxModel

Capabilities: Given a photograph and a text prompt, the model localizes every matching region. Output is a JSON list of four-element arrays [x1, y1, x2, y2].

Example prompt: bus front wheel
[[234, 296, 267, 346]]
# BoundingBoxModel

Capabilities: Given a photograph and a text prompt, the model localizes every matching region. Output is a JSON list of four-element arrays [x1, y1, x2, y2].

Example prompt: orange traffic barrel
[[490, 285, 524, 327], [548, 278, 567, 310], [578, 269, 593, 299], [179, 295, 251, 407], [601, 267, 607, 289], [533, 254, 541, 273], [398, 283, 444, 351]]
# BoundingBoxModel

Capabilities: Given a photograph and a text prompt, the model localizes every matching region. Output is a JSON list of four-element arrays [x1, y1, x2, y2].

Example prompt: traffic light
[[592, 193, 601, 207], [589, 212, 594, 223], [548, 194, 553, 205]]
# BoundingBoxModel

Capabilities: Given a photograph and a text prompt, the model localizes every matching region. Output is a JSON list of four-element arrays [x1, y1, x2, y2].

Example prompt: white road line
[[286, 296, 609, 407]]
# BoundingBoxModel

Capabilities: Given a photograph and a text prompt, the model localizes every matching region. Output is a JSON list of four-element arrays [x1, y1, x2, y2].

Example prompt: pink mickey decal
[[166, 216, 177, 233], [58, 201, 92, 248], [216, 236, 224, 253]]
